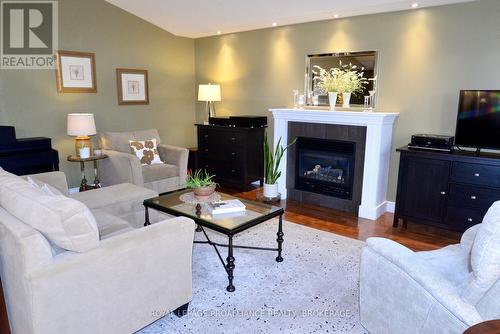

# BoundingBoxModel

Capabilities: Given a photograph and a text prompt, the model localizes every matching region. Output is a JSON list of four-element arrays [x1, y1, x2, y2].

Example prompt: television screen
[[455, 90, 500, 150]]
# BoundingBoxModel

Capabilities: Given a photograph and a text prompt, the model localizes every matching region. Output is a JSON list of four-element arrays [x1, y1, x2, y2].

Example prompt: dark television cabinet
[[394, 146, 500, 232], [196, 124, 265, 190]]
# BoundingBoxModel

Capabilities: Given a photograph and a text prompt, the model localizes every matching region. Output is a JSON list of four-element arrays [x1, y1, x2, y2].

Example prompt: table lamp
[[198, 83, 221, 119], [67, 113, 96, 159]]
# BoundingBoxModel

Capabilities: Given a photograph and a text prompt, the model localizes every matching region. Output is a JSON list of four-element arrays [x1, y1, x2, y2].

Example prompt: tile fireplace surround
[[271, 108, 399, 220]]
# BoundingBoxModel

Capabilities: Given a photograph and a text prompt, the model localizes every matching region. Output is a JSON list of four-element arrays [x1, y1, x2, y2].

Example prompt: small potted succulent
[[186, 169, 217, 199]]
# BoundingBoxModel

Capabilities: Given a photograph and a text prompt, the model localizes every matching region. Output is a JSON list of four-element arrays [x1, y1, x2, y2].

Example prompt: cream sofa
[[360, 201, 500, 334], [0, 170, 195, 334], [98, 129, 189, 194]]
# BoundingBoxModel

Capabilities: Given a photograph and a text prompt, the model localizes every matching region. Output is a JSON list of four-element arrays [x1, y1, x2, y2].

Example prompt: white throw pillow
[[129, 138, 163, 165], [0, 171, 99, 252]]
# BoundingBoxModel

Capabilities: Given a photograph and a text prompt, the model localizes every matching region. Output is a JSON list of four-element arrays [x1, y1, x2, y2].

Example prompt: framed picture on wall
[[116, 68, 149, 105], [55, 51, 97, 93]]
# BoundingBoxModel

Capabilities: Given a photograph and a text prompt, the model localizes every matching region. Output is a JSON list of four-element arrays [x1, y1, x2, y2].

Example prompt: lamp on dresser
[[198, 83, 221, 119], [67, 113, 96, 159]]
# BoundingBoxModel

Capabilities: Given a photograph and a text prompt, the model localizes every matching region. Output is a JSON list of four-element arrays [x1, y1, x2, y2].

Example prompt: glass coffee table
[[143, 189, 285, 292]]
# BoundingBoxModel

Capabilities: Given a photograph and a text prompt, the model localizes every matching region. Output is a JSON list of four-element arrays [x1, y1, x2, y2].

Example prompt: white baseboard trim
[[385, 201, 395, 213]]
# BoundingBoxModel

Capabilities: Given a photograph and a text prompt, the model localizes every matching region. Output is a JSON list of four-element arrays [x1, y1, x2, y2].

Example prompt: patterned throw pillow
[[129, 138, 163, 165]]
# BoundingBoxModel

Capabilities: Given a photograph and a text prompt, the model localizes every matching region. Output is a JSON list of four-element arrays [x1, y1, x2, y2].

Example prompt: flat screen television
[[455, 90, 500, 151]]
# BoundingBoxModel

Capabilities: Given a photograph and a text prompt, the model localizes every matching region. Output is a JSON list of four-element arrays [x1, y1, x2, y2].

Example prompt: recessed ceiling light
[[411, 3, 419, 8], [217, 31, 221, 35], [333, 14, 340, 18], [272, 22, 278, 27]]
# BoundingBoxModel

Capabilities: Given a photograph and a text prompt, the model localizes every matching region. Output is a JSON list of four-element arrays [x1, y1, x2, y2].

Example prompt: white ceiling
[[105, 0, 474, 38]]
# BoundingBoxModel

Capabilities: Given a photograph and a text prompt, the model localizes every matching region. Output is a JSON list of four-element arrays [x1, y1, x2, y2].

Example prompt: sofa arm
[[158, 144, 189, 186], [28, 217, 195, 334], [100, 149, 144, 187], [364, 238, 483, 325], [24, 171, 69, 195]]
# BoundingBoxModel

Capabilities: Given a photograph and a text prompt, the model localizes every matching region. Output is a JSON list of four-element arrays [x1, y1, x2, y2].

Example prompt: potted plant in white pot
[[263, 132, 296, 199], [338, 62, 369, 108], [312, 65, 342, 110]]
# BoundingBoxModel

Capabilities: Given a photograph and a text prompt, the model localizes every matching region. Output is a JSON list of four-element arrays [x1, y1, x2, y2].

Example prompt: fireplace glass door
[[295, 137, 355, 200]]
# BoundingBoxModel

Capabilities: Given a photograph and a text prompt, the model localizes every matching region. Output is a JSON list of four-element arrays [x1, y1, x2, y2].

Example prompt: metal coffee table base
[[194, 214, 284, 292]]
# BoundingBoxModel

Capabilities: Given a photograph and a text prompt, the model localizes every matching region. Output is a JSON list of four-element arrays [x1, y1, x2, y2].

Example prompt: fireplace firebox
[[295, 137, 356, 200]]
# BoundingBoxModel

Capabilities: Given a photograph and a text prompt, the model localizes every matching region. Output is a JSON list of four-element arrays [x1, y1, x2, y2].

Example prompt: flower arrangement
[[337, 62, 369, 94], [312, 65, 343, 93], [313, 61, 368, 94]]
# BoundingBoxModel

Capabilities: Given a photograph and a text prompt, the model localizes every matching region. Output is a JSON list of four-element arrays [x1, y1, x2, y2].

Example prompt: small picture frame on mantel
[[116, 68, 149, 105], [55, 50, 97, 93]]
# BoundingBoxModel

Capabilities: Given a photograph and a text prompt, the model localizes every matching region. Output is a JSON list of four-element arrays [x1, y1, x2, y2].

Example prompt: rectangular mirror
[[305, 51, 378, 107]]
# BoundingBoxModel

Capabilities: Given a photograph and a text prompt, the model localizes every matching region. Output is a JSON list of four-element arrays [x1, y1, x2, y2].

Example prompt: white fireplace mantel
[[271, 108, 399, 220]]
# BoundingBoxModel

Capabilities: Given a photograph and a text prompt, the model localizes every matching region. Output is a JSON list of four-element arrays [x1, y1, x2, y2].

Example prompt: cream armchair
[[0, 171, 195, 334], [99, 129, 189, 194], [359, 202, 500, 334]]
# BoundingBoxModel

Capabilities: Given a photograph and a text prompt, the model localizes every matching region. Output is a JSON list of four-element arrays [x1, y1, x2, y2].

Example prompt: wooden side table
[[67, 154, 108, 192]]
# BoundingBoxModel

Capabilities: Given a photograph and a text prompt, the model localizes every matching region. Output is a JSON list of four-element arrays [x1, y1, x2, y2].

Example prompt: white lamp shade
[[67, 113, 97, 137], [198, 84, 221, 102]]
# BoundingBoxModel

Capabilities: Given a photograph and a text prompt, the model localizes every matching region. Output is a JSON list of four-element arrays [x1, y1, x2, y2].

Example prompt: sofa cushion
[[0, 171, 99, 252], [100, 131, 133, 153], [416, 244, 471, 287], [129, 139, 163, 165], [91, 209, 134, 239], [142, 163, 178, 183], [461, 201, 500, 304], [100, 129, 161, 154], [26, 176, 64, 196], [132, 128, 161, 143], [69, 183, 157, 219]]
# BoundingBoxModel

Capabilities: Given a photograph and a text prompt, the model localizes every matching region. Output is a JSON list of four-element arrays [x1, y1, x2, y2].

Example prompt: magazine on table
[[205, 199, 246, 215]]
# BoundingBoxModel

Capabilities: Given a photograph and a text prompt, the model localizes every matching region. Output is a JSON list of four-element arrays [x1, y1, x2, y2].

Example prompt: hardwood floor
[[224, 187, 461, 251]]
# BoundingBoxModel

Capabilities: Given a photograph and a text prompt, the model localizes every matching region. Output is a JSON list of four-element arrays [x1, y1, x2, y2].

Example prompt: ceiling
[[105, 0, 474, 38]]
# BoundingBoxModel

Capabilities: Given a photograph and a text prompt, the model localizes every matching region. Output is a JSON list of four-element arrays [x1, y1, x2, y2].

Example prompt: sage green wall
[[0, 0, 196, 187], [194, 0, 500, 202]]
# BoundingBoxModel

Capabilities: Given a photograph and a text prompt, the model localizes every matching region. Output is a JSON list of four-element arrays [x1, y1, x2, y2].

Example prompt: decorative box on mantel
[[270, 108, 399, 220]]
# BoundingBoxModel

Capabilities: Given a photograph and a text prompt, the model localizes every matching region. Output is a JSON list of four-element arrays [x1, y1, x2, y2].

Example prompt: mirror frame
[[304, 50, 379, 107]]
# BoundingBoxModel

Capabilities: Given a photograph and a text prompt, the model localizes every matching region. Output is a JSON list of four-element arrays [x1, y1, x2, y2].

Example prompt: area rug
[[138, 219, 367, 334]]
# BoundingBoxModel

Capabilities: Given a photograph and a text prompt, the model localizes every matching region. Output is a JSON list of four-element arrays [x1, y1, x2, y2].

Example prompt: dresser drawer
[[451, 162, 500, 187], [445, 206, 484, 231], [198, 149, 244, 163], [448, 183, 500, 210]]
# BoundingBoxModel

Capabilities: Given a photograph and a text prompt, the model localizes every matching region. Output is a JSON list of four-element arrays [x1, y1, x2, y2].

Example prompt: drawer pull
[[204, 148, 209, 152], [440, 191, 446, 195], [204, 165, 209, 168], [470, 195, 477, 200], [231, 152, 236, 156], [204, 134, 209, 138], [231, 169, 236, 173], [231, 137, 236, 141], [467, 218, 473, 222], [474, 173, 480, 177]]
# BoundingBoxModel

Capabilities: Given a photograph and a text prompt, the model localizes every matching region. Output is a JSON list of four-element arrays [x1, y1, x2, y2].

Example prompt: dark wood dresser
[[394, 147, 500, 232], [196, 124, 265, 190]]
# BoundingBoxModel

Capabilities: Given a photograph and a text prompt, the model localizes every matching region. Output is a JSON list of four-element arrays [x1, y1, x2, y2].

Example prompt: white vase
[[263, 183, 279, 198], [328, 92, 338, 111], [342, 92, 352, 108]]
